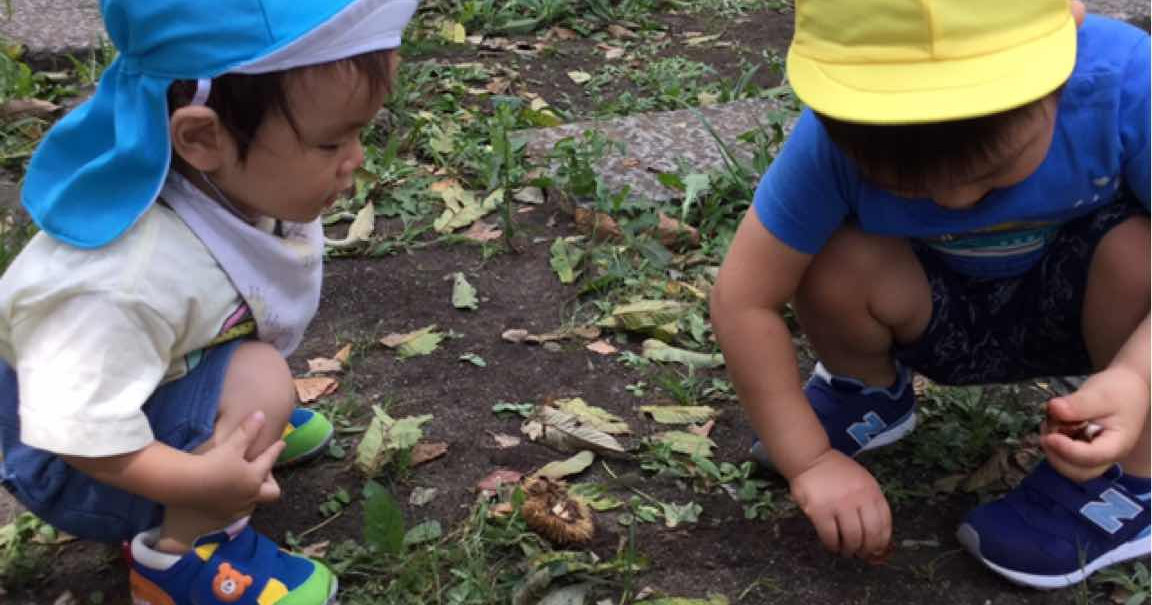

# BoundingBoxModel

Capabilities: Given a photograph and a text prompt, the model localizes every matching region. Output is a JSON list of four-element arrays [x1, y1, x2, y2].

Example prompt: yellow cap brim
[[788, 15, 1077, 124]]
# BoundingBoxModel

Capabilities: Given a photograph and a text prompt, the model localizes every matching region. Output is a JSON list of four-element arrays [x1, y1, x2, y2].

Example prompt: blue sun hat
[[22, 0, 419, 249]]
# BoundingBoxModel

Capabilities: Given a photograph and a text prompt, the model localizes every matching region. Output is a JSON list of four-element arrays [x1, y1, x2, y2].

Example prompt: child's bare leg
[[1079, 215, 1150, 476], [794, 225, 933, 387], [153, 342, 297, 553]]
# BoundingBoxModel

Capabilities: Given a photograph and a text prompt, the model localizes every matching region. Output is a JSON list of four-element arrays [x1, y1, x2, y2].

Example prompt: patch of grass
[[0, 512, 56, 588], [1093, 562, 1151, 605]]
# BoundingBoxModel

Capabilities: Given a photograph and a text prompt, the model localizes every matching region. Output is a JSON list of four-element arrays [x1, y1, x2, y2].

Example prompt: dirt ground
[[4, 206, 1092, 604]]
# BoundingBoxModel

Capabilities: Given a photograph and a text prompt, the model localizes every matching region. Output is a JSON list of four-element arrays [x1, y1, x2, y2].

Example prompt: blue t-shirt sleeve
[[752, 110, 852, 254], [1119, 32, 1151, 209]]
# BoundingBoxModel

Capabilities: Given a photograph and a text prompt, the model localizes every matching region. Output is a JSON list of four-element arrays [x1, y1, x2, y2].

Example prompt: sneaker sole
[[956, 523, 1152, 589], [328, 575, 340, 604], [749, 411, 918, 467]]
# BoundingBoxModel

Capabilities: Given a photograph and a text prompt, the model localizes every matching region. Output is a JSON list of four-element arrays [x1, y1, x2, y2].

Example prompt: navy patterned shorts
[[893, 199, 1147, 386]]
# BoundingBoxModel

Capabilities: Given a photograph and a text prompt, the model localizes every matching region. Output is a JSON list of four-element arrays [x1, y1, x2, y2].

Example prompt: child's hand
[[789, 449, 892, 560], [1043, 367, 1150, 482], [195, 411, 286, 519]]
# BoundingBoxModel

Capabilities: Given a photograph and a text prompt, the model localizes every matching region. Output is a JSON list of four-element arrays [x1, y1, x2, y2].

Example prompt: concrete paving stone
[[0, 0, 103, 68]]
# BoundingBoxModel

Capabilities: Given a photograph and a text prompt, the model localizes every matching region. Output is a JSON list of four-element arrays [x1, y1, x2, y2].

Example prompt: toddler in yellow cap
[[712, 0, 1149, 589]]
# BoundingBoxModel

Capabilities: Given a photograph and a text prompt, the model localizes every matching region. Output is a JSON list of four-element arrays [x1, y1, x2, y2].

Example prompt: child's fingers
[[1042, 432, 1121, 475], [256, 475, 282, 503], [225, 411, 267, 453], [811, 512, 841, 554], [837, 510, 865, 557], [248, 439, 286, 477], [860, 501, 891, 560], [1046, 396, 1107, 424]]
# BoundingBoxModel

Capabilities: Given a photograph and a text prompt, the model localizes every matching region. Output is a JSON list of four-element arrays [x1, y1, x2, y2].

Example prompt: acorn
[[520, 476, 595, 545]]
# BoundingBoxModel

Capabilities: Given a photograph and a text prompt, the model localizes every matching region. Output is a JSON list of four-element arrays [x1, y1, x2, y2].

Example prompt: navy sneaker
[[957, 461, 1151, 589], [750, 362, 917, 466]]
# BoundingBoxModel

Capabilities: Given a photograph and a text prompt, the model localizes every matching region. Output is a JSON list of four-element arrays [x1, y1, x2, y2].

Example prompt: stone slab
[[0, 0, 103, 68], [522, 98, 795, 203]]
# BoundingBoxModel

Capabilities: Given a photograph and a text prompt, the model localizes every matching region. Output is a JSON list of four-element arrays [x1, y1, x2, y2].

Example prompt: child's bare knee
[[215, 342, 296, 456], [1092, 217, 1150, 306], [798, 227, 898, 312]]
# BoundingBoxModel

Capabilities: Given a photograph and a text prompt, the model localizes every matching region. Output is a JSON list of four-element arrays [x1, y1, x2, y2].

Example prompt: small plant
[[319, 487, 353, 517], [1094, 562, 1151, 605], [0, 512, 55, 587]]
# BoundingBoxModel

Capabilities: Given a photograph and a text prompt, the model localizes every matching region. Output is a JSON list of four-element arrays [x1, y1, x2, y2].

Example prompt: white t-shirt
[[0, 204, 252, 457]]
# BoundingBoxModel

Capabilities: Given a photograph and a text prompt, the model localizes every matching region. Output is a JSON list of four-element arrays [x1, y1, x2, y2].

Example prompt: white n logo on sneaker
[[847, 412, 888, 448], [1080, 489, 1142, 534]]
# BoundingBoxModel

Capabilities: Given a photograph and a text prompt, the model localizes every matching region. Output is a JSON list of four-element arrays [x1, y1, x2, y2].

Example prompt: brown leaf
[[549, 27, 579, 40], [307, 357, 344, 374], [502, 328, 530, 343], [597, 44, 626, 60], [606, 24, 638, 39], [585, 340, 618, 355], [411, 442, 449, 466], [688, 419, 715, 437], [488, 502, 516, 518], [294, 377, 339, 403], [485, 77, 511, 95], [490, 432, 522, 448], [573, 207, 622, 241], [333, 344, 353, 364], [462, 220, 503, 242], [52, 592, 76, 605], [963, 439, 1042, 493], [476, 469, 523, 493], [656, 212, 701, 250], [0, 98, 59, 120], [299, 541, 330, 558]]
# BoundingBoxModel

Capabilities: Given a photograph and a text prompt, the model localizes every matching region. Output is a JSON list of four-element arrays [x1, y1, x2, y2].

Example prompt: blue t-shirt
[[754, 15, 1150, 278]]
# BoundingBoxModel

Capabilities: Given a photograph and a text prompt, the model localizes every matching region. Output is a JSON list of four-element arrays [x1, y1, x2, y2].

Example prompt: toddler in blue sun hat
[[0, 0, 417, 602], [713, 0, 1149, 590]]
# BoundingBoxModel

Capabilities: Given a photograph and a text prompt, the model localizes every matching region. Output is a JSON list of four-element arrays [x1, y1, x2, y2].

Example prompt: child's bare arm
[[62, 411, 284, 519], [711, 208, 828, 477]]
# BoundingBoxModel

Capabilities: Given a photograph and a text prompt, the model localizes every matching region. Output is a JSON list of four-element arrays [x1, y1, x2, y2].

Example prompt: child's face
[[209, 63, 389, 223], [877, 92, 1060, 210]]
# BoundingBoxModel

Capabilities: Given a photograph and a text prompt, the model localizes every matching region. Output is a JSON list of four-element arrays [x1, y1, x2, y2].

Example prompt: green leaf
[[399, 329, 444, 359], [549, 238, 585, 284], [639, 405, 717, 424], [452, 272, 478, 310], [642, 339, 724, 369], [492, 401, 536, 417], [355, 407, 433, 476], [553, 398, 630, 434], [362, 481, 405, 555], [532, 450, 595, 480], [433, 186, 503, 233], [604, 300, 692, 334], [459, 352, 487, 367], [531, 406, 628, 455], [403, 520, 443, 546], [651, 431, 715, 458], [569, 483, 624, 511], [660, 501, 702, 528]]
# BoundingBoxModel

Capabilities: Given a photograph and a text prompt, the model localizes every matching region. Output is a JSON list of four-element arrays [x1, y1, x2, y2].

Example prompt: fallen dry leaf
[[307, 357, 343, 374], [476, 469, 523, 493], [606, 24, 638, 39], [963, 437, 1043, 493], [52, 592, 76, 605], [502, 328, 530, 343], [294, 377, 339, 403], [597, 44, 626, 60], [490, 432, 522, 448], [657, 212, 701, 249], [410, 441, 449, 466], [550, 27, 579, 40], [462, 220, 503, 242], [585, 340, 618, 355], [299, 541, 330, 558], [573, 207, 622, 241], [566, 70, 592, 84], [488, 502, 516, 518], [333, 344, 353, 365], [485, 77, 511, 95], [0, 98, 59, 120], [688, 419, 715, 437]]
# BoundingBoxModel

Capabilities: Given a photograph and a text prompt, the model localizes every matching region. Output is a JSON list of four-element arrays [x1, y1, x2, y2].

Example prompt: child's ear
[[170, 106, 232, 172], [1071, 1, 1085, 27]]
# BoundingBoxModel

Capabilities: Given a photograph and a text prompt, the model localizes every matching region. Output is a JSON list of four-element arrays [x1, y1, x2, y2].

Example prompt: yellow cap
[[788, 0, 1077, 124]]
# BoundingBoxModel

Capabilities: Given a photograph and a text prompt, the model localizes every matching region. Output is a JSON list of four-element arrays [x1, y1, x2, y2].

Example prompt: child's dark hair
[[815, 95, 1055, 193], [167, 50, 393, 160]]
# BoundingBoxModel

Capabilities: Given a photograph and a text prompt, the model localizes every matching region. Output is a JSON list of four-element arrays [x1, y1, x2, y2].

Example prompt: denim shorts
[[0, 340, 241, 543], [893, 199, 1146, 386]]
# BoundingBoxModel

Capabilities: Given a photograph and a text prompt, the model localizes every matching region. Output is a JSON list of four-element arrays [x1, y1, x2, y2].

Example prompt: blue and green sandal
[[275, 408, 334, 468]]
